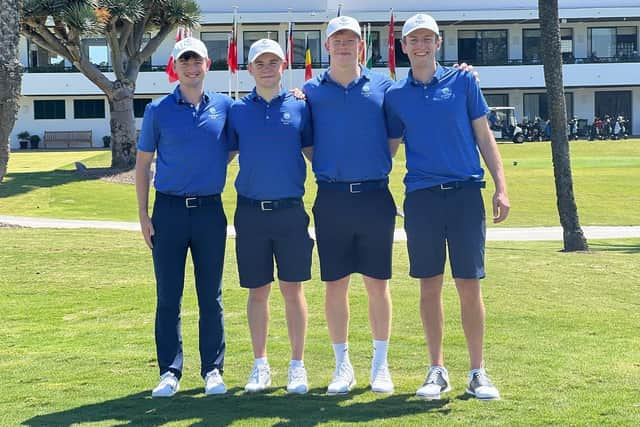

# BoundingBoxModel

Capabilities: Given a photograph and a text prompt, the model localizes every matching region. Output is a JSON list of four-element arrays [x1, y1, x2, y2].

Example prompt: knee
[[249, 285, 271, 304], [280, 283, 303, 303]]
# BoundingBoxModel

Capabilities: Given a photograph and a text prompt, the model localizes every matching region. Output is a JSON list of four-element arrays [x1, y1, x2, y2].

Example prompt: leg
[[455, 278, 485, 370], [190, 202, 227, 377], [325, 276, 350, 345], [420, 275, 445, 367], [247, 284, 272, 359], [363, 276, 391, 341], [279, 281, 307, 361]]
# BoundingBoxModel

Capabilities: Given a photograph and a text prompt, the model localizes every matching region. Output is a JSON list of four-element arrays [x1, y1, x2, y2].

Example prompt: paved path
[[2, 215, 639, 241]]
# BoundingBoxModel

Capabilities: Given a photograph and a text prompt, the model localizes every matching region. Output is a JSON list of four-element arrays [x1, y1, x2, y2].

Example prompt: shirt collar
[[321, 64, 371, 85], [249, 87, 288, 103], [172, 86, 210, 104], [408, 63, 445, 86]]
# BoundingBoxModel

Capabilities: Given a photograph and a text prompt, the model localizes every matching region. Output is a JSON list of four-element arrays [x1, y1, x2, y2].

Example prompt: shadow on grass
[[588, 241, 640, 254], [23, 386, 452, 426], [0, 170, 97, 199]]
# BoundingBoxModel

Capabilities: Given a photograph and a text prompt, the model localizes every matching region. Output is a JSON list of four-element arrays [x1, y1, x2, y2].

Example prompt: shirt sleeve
[[137, 103, 158, 153], [300, 102, 313, 148], [465, 71, 490, 121], [384, 91, 405, 139]]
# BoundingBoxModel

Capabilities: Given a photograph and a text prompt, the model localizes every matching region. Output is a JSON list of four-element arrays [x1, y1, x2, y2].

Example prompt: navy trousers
[[151, 192, 227, 379]]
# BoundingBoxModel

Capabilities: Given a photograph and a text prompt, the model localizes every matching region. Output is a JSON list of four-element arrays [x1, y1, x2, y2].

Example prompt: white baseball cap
[[402, 13, 440, 38], [248, 38, 285, 63], [326, 15, 361, 39], [172, 37, 208, 59]]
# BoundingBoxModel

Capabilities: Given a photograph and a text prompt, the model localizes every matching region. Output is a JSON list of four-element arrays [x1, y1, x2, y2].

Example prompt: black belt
[[317, 179, 388, 193], [428, 181, 486, 191], [157, 192, 221, 208], [237, 195, 302, 211]]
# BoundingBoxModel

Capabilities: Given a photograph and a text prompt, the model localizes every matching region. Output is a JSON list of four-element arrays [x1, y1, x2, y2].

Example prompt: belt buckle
[[439, 183, 455, 190], [260, 200, 273, 211], [349, 182, 362, 193], [185, 197, 198, 208]]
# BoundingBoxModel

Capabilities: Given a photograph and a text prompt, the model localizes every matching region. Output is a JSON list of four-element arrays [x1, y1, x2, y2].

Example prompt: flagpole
[[233, 6, 239, 99], [227, 34, 232, 97], [287, 9, 293, 91]]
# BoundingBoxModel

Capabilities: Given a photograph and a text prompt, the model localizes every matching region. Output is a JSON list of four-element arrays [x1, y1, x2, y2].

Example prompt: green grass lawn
[[1, 228, 638, 426], [2, 139, 639, 227]]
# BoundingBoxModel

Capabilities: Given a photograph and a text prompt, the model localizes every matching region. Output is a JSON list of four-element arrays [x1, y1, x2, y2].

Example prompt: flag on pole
[[388, 10, 396, 80], [304, 33, 313, 80], [227, 13, 238, 74], [359, 24, 366, 65], [285, 21, 294, 68], [365, 23, 373, 69], [337, 3, 342, 17], [166, 27, 190, 83]]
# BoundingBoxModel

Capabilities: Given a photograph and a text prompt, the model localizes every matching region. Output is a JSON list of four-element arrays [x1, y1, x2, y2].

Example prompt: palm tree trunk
[[538, 0, 589, 251], [0, 0, 23, 183], [108, 80, 137, 170]]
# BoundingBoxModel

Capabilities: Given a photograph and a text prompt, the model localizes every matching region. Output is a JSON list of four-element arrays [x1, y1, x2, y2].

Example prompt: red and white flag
[[227, 14, 238, 74], [285, 21, 294, 68], [166, 27, 191, 83]]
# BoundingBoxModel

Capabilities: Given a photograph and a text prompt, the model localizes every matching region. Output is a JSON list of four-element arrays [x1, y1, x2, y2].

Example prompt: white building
[[12, 0, 640, 148]]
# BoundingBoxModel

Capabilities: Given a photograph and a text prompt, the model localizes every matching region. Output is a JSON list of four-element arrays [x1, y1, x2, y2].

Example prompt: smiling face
[[325, 29, 364, 68], [401, 28, 442, 68], [173, 51, 211, 89], [248, 52, 284, 90]]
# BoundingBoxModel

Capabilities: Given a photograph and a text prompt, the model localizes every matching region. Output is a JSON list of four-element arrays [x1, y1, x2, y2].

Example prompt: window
[[243, 31, 279, 64], [134, 98, 152, 118], [595, 91, 632, 133], [34, 100, 65, 120], [28, 41, 65, 70], [292, 31, 321, 67], [83, 38, 109, 68], [458, 30, 508, 65], [201, 32, 230, 70], [523, 28, 573, 64], [523, 93, 573, 121], [74, 99, 105, 119], [484, 94, 509, 108], [588, 27, 638, 60]]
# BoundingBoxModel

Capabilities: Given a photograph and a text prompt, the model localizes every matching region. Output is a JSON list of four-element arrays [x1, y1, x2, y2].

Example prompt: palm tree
[[538, 0, 589, 251], [0, 0, 23, 183], [20, 0, 199, 169]]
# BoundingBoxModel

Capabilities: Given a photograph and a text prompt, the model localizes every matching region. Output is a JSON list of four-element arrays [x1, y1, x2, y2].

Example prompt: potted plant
[[18, 131, 30, 149], [29, 134, 41, 149], [102, 135, 111, 148]]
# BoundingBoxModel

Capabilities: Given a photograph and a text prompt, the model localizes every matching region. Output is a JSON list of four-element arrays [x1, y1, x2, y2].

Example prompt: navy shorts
[[404, 186, 486, 279], [312, 185, 396, 281], [234, 197, 314, 288]]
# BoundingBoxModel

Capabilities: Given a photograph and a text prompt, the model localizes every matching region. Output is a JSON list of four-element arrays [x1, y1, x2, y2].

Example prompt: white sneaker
[[287, 365, 309, 394], [416, 366, 451, 399], [466, 369, 500, 400], [370, 364, 394, 394], [151, 371, 179, 398], [204, 368, 227, 395], [327, 361, 356, 395], [245, 364, 271, 393]]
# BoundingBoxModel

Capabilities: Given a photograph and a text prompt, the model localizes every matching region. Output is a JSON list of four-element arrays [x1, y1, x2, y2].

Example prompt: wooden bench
[[43, 130, 93, 149]]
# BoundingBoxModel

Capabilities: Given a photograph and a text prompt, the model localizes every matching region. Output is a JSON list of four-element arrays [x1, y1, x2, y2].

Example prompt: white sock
[[372, 339, 389, 368], [254, 357, 268, 367], [333, 342, 349, 366], [290, 359, 304, 368]]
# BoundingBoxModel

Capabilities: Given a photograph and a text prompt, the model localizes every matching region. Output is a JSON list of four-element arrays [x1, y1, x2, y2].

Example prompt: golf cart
[[487, 107, 525, 143]]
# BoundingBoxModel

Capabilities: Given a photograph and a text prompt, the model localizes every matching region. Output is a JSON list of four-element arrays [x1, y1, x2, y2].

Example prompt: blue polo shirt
[[384, 65, 489, 193], [138, 86, 232, 196], [226, 89, 313, 200], [303, 67, 393, 183]]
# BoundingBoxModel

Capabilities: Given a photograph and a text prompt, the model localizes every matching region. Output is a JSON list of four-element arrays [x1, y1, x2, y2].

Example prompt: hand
[[289, 87, 306, 100], [492, 191, 510, 224], [139, 214, 155, 249], [453, 62, 480, 83]]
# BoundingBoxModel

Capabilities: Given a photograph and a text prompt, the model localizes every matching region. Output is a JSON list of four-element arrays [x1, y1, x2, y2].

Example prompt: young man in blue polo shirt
[[303, 16, 398, 395], [385, 14, 510, 401], [226, 39, 314, 395], [135, 37, 232, 398]]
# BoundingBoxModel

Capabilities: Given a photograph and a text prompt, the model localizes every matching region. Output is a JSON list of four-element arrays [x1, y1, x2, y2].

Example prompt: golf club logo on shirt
[[434, 87, 453, 101], [281, 111, 291, 125], [362, 84, 371, 97], [208, 107, 218, 119]]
